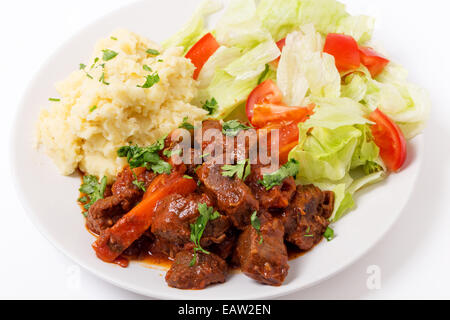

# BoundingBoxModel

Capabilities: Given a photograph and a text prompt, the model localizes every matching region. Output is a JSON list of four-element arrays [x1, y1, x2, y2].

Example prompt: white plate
[[11, 0, 424, 299]]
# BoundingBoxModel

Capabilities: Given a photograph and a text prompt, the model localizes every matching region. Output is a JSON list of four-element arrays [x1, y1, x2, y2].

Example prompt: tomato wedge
[[259, 122, 300, 165], [252, 104, 315, 128], [246, 80, 284, 123], [185, 33, 220, 80], [359, 46, 390, 78], [369, 108, 407, 172], [273, 38, 286, 64], [323, 33, 361, 72]]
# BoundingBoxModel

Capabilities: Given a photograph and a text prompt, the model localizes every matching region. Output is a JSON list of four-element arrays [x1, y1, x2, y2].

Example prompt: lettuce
[[305, 97, 373, 130], [363, 63, 431, 139], [256, 0, 301, 41], [277, 25, 340, 106], [162, 0, 222, 53], [297, 0, 349, 35], [335, 15, 375, 44], [199, 70, 259, 119], [289, 99, 386, 222], [224, 40, 280, 80], [214, 0, 271, 50], [197, 46, 242, 89]]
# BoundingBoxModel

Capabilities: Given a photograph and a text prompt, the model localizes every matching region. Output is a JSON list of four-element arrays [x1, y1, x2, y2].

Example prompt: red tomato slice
[[369, 108, 407, 172], [359, 46, 390, 78], [246, 80, 283, 122], [252, 104, 315, 128], [260, 122, 299, 165], [323, 33, 361, 72], [272, 38, 287, 65], [185, 33, 220, 80]]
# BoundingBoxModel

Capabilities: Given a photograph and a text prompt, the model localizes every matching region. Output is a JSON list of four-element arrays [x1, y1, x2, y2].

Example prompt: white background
[[1, 0, 449, 299]]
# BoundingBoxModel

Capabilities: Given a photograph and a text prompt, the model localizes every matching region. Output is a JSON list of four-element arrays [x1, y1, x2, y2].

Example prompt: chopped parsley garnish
[[117, 136, 172, 174], [48, 98, 60, 102], [221, 159, 251, 181], [251, 211, 263, 244], [102, 49, 119, 61], [258, 64, 270, 85], [80, 64, 93, 79], [78, 175, 107, 214], [89, 105, 97, 112], [99, 72, 109, 85], [91, 57, 99, 68], [183, 175, 193, 180], [202, 98, 218, 115], [132, 171, 146, 192], [189, 203, 221, 266], [146, 49, 160, 56], [163, 148, 182, 158], [323, 227, 334, 241], [179, 117, 194, 130], [258, 159, 299, 190], [110, 36, 118, 40], [143, 64, 152, 72], [222, 120, 251, 137], [137, 72, 160, 88], [304, 226, 314, 237]]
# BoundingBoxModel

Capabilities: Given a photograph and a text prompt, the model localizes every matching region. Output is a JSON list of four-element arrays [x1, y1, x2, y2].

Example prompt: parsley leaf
[[79, 63, 86, 70], [258, 159, 299, 190], [49, 98, 60, 102], [202, 98, 218, 115], [89, 105, 97, 112], [137, 72, 160, 88], [117, 136, 172, 175], [189, 203, 221, 266], [143, 64, 152, 72], [251, 211, 264, 244], [179, 117, 194, 130], [102, 49, 119, 61], [146, 49, 160, 56], [131, 171, 146, 192], [110, 36, 118, 41], [222, 120, 251, 137], [79, 175, 107, 214], [221, 159, 251, 181], [323, 227, 334, 241]]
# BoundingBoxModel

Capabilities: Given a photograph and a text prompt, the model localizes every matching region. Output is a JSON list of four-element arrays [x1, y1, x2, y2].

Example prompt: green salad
[[163, 0, 430, 222]]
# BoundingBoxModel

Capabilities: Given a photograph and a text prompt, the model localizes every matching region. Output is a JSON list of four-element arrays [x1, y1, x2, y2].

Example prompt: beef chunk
[[235, 214, 289, 286], [112, 167, 155, 199], [283, 185, 335, 251], [165, 250, 227, 289], [86, 167, 156, 235], [247, 163, 297, 210], [151, 193, 230, 257], [194, 120, 224, 155], [197, 163, 259, 230]]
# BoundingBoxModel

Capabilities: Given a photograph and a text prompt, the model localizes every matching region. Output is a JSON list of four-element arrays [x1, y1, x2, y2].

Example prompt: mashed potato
[[37, 29, 207, 181]]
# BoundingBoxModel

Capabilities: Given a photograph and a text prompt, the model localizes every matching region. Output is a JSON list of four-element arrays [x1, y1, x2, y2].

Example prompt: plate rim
[[9, 0, 425, 300]]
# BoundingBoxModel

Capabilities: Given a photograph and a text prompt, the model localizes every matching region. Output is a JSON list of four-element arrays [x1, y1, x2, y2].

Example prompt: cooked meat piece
[[112, 166, 156, 198], [247, 163, 296, 210], [151, 193, 230, 257], [165, 250, 227, 289], [86, 167, 156, 235], [122, 234, 154, 260], [194, 119, 224, 155], [283, 185, 335, 251], [235, 213, 289, 286], [197, 163, 259, 230], [86, 189, 142, 235], [208, 232, 237, 260]]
